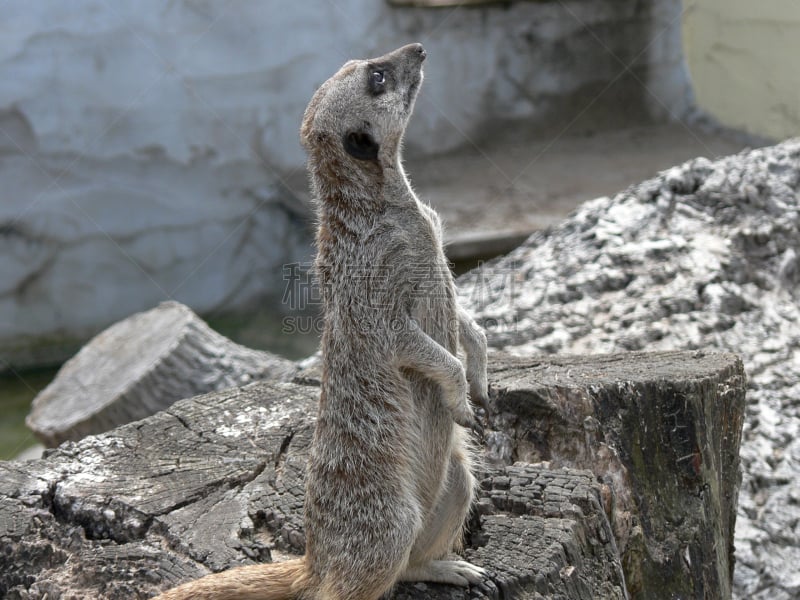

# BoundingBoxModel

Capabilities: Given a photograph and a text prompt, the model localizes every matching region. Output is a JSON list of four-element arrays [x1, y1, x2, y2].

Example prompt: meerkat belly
[[407, 274, 460, 513], [306, 355, 423, 559], [406, 375, 455, 512]]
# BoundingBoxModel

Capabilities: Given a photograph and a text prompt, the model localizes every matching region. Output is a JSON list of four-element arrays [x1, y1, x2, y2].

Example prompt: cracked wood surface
[[1, 351, 744, 599], [26, 301, 298, 447], [486, 352, 745, 599]]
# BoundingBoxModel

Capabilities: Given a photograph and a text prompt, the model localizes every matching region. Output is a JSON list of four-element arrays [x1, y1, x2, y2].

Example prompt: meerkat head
[[301, 43, 426, 170]]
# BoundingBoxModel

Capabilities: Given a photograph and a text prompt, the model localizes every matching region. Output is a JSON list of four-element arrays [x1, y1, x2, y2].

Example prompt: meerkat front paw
[[452, 402, 475, 427], [452, 402, 484, 439], [468, 376, 491, 418], [450, 369, 475, 425]]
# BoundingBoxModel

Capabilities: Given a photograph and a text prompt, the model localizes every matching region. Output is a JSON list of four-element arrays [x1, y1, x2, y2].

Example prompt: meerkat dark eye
[[368, 68, 387, 95]]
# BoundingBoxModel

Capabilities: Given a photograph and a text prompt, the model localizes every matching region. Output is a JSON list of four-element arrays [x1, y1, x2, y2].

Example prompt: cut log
[[25, 301, 297, 447], [0, 351, 744, 599], [1, 375, 625, 600], [486, 351, 745, 600]]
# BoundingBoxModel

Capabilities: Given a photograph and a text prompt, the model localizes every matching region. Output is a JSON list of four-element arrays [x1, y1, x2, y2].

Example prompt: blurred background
[[1, 0, 798, 459]]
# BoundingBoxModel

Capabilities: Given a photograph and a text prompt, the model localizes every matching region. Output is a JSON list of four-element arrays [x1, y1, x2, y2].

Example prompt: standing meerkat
[[154, 43, 489, 600]]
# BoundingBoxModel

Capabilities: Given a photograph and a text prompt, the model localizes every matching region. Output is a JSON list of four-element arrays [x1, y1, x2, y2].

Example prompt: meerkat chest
[[398, 207, 457, 344]]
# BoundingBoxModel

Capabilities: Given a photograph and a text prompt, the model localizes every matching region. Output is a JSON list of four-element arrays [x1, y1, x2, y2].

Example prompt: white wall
[[683, 0, 800, 141]]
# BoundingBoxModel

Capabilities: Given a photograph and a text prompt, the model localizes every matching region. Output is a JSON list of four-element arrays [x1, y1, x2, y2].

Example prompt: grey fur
[[301, 43, 489, 600], [153, 44, 489, 600]]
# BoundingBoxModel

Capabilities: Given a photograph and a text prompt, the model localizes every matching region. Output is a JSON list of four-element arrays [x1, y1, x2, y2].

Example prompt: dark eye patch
[[343, 130, 379, 161]]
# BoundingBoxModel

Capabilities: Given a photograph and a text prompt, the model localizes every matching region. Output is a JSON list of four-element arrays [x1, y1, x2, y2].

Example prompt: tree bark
[[25, 301, 297, 447], [1, 351, 744, 599], [486, 351, 745, 600]]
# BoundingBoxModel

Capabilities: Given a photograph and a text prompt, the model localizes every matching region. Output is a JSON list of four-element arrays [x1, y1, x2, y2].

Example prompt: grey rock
[[459, 138, 800, 599]]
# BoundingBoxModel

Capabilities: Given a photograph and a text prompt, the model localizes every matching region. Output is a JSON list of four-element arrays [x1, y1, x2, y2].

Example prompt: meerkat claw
[[476, 391, 492, 418], [470, 418, 485, 440], [455, 413, 484, 439], [438, 560, 488, 585]]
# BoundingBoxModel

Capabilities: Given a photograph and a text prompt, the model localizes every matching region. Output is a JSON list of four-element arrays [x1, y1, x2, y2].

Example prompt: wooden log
[[0, 351, 744, 599], [1, 381, 626, 600], [294, 350, 746, 598], [487, 351, 745, 600], [25, 301, 297, 447]]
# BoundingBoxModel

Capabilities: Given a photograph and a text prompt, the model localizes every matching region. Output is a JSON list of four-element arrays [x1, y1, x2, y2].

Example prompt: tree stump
[[486, 351, 745, 600], [1, 351, 744, 599], [25, 301, 297, 447]]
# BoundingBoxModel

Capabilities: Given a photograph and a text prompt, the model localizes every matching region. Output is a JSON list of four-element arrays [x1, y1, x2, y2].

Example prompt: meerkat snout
[[407, 42, 426, 61]]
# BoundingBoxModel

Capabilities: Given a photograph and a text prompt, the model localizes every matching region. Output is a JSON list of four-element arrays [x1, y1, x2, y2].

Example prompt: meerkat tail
[[152, 558, 308, 600]]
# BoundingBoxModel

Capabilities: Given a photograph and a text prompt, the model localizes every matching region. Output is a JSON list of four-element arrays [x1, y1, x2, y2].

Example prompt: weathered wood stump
[[486, 351, 745, 599], [0, 351, 744, 599], [26, 301, 298, 447]]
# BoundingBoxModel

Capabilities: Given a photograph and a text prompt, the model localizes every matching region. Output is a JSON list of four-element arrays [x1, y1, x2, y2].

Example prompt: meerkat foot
[[400, 559, 487, 586]]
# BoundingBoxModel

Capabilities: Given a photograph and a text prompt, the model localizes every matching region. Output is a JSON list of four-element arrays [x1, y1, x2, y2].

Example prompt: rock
[[459, 139, 800, 599], [0, 0, 690, 368], [0, 351, 744, 599], [26, 301, 297, 447]]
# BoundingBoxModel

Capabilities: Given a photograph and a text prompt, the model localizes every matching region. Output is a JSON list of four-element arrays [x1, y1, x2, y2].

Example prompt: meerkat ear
[[343, 130, 380, 161]]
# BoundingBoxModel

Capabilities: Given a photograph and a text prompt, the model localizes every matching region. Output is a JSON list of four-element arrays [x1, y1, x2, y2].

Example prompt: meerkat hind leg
[[401, 450, 486, 586]]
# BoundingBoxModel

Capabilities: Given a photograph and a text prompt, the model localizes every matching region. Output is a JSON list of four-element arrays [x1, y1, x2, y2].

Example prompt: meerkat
[[153, 43, 489, 600]]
